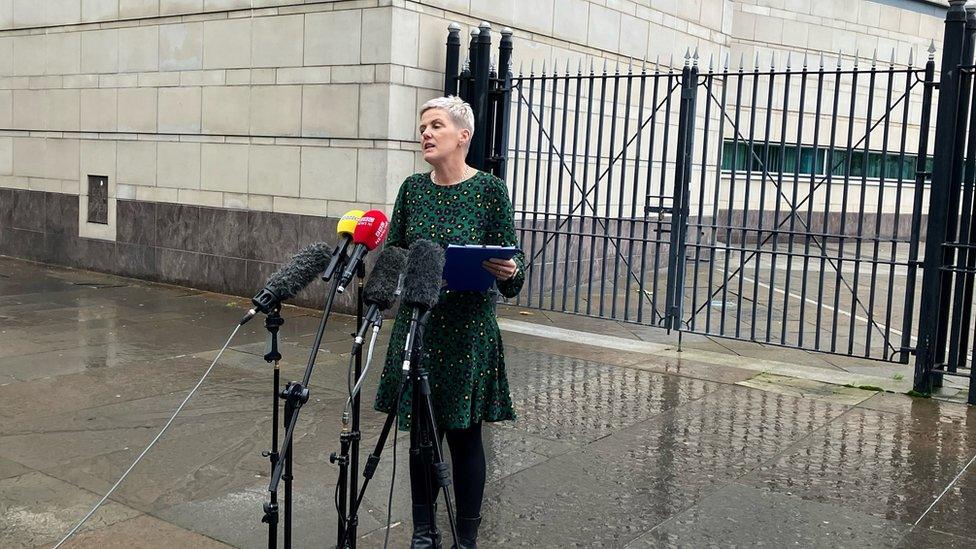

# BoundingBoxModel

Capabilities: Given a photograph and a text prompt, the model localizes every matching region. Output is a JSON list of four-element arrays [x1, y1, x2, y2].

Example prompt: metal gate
[[680, 53, 935, 362], [441, 4, 976, 403], [502, 51, 935, 363], [507, 59, 686, 329]]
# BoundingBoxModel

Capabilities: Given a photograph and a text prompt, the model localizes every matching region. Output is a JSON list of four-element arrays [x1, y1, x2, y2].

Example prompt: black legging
[[409, 422, 486, 519]]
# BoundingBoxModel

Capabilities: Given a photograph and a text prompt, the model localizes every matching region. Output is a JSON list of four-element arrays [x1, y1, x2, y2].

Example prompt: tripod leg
[[336, 381, 407, 548], [284, 398, 294, 549], [335, 433, 349, 548], [415, 375, 458, 546], [412, 382, 441, 547], [267, 366, 280, 549]]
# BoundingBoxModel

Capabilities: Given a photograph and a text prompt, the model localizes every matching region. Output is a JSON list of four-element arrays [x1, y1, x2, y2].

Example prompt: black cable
[[348, 350, 356, 398], [383, 372, 411, 548], [384, 427, 399, 549], [335, 482, 345, 531]]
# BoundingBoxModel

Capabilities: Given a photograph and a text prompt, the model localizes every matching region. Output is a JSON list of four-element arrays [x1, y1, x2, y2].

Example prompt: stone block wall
[[0, 0, 950, 308]]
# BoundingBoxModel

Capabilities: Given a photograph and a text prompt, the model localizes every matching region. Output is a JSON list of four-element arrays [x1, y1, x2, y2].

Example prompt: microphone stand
[[266, 273, 344, 548], [336, 307, 460, 549], [260, 307, 284, 548], [331, 261, 366, 548]]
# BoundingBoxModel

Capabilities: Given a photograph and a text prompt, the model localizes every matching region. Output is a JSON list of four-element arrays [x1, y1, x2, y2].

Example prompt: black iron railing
[[500, 49, 935, 363], [441, 2, 976, 404]]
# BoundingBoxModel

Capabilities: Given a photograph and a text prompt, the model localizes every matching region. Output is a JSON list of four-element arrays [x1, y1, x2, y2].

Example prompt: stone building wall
[[0, 0, 950, 306]]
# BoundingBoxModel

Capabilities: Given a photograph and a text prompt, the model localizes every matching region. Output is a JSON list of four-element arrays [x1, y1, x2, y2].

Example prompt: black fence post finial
[[444, 23, 461, 97], [459, 26, 479, 104]]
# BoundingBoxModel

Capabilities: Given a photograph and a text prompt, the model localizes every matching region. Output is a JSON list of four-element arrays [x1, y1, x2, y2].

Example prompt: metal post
[[903, 46, 937, 363], [946, 5, 976, 373], [444, 23, 461, 96], [666, 52, 698, 332], [468, 22, 492, 170], [915, 0, 969, 395], [490, 27, 514, 178]]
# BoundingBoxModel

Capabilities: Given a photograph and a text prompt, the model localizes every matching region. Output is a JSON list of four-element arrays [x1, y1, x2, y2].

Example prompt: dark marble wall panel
[[199, 207, 248, 258], [157, 248, 207, 288], [116, 242, 156, 280], [117, 200, 156, 246], [247, 210, 301, 263], [0, 188, 12, 228], [85, 239, 119, 273], [243, 259, 278, 298], [43, 233, 69, 265], [46, 193, 79, 235], [11, 190, 45, 232], [299, 214, 337, 247], [7, 228, 46, 262], [3, 190, 391, 313], [207, 255, 248, 297], [156, 202, 200, 252]]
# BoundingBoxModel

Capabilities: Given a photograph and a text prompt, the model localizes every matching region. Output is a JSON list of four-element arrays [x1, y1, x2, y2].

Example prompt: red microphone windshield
[[352, 209, 390, 250]]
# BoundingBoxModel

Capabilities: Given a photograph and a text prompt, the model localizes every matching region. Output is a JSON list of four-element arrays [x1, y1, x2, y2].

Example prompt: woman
[[373, 96, 524, 549]]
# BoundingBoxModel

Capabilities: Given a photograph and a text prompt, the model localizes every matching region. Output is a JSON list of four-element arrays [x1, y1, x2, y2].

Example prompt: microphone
[[399, 239, 445, 373], [241, 242, 333, 325], [323, 209, 364, 281], [352, 246, 408, 352], [401, 239, 446, 310], [337, 209, 390, 293]]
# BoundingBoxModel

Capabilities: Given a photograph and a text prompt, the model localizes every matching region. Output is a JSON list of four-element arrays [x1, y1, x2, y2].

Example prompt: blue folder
[[443, 244, 519, 292]]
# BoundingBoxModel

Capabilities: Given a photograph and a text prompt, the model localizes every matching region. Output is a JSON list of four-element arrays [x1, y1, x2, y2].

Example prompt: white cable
[[53, 323, 243, 548], [912, 450, 976, 528], [346, 325, 382, 412]]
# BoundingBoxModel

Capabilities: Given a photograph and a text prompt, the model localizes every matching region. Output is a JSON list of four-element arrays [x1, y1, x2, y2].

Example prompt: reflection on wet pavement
[[1, 257, 975, 548]]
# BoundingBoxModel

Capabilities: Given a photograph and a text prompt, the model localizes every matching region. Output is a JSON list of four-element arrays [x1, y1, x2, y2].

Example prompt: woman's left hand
[[482, 258, 518, 281]]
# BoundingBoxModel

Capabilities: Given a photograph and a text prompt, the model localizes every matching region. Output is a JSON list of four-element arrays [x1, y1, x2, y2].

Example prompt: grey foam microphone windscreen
[[363, 246, 407, 310], [402, 239, 445, 309], [266, 242, 332, 300]]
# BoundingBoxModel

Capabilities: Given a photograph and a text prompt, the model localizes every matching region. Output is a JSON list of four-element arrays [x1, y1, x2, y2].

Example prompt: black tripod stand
[[260, 308, 285, 548], [337, 308, 459, 548], [332, 261, 367, 548], [262, 265, 354, 548]]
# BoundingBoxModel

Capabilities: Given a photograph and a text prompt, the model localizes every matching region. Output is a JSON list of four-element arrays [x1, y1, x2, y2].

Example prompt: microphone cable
[[384, 425, 399, 549], [344, 322, 382, 415], [53, 323, 244, 549], [334, 320, 384, 538]]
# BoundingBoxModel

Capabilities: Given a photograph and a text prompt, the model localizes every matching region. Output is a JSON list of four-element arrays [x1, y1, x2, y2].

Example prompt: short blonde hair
[[420, 96, 475, 136]]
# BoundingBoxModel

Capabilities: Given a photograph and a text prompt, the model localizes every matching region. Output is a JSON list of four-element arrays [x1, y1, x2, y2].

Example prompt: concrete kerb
[[497, 317, 917, 394]]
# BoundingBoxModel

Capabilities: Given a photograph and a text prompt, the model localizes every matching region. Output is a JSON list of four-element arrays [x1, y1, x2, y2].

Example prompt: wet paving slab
[[4, 257, 976, 548], [742, 403, 976, 525], [626, 483, 909, 548], [58, 514, 234, 548], [0, 471, 142, 549]]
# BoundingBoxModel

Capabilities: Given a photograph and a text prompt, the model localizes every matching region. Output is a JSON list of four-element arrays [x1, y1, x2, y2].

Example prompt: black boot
[[450, 516, 481, 549], [411, 503, 442, 549]]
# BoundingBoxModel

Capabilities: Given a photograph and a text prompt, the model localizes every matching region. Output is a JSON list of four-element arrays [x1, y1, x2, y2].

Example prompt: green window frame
[[720, 139, 931, 182]]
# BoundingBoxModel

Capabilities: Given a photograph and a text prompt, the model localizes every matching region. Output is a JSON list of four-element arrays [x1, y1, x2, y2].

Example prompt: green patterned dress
[[373, 170, 525, 431]]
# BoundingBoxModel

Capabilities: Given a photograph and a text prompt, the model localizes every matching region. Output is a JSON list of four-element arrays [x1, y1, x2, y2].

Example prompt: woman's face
[[419, 108, 470, 163]]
